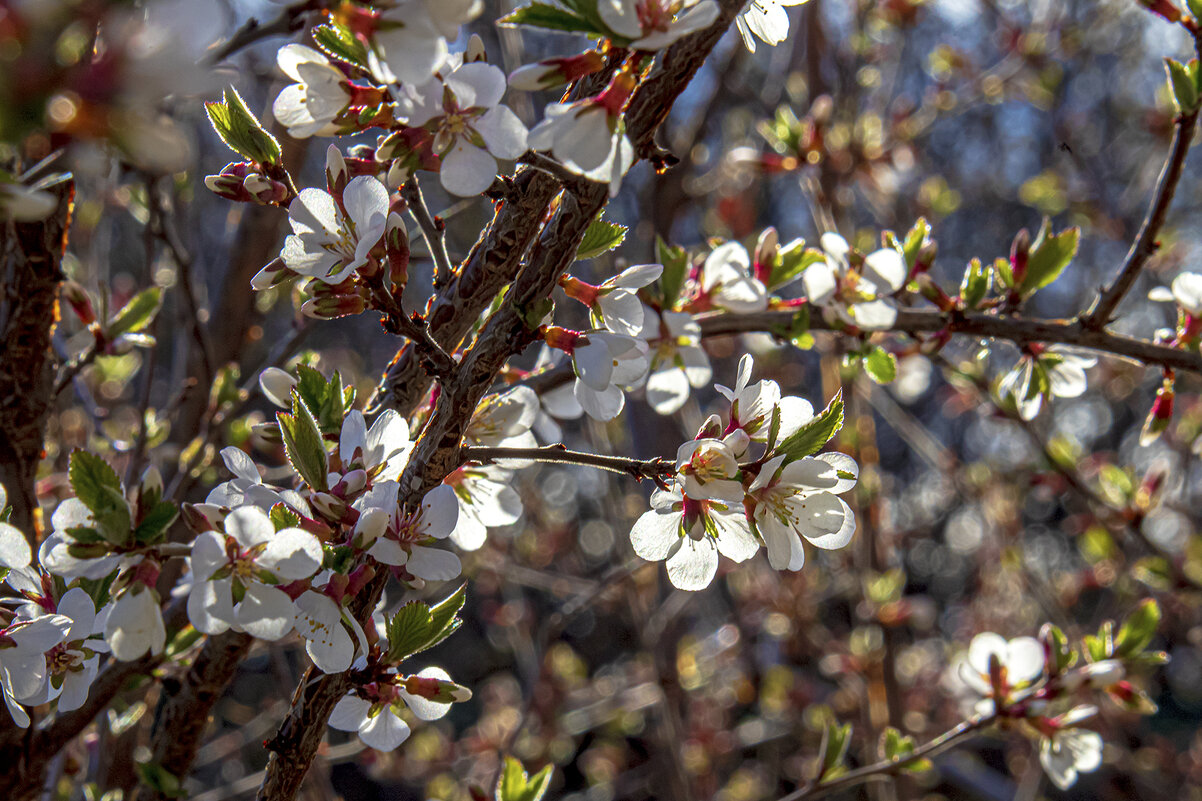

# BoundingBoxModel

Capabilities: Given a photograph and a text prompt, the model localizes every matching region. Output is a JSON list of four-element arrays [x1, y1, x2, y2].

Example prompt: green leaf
[[311, 23, 370, 70], [499, 2, 599, 34], [1084, 620, 1114, 662], [68, 450, 132, 546], [134, 500, 177, 545], [769, 242, 824, 290], [775, 391, 844, 462], [497, 757, 554, 801], [1114, 598, 1161, 658], [863, 346, 897, 384], [205, 86, 282, 166], [820, 721, 852, 779], [577, 217, 627, 260], [134, 761, 184, 799], [1041, 623, 1075, 673], [1166, 58, 1200, 113], [959, 257, 992, 309], [1019, 218, 1079, 295], [385, 584, 467, 662], [656, 237, 690, 310], [269, 502, 303, 531], [900, 217, 931, 271], [277, 395, 329, 491], [106, 287, 162, 339]]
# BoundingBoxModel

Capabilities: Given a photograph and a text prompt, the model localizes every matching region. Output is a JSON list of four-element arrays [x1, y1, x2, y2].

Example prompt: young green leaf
[[864, 346, 897, 384], [1114, 598, 1161, 658], [959, 257, 992, 309], [498, 2, 600, 34], [311, 23, 370, 69], [1166, 58, 1201, 113], [68, 450, 132, 546], [1019, 218, 1079, 295], [769, 241, 824, 290], [775, 391, 844, 462], [385, 584, 467, 662], [655, 236, 690, 310], [277, 395, 329, 491], [205, 86, 282, 166], [106, 287, 162, 339], [577, 217, 627, 260], [497, 757, 554, 801]]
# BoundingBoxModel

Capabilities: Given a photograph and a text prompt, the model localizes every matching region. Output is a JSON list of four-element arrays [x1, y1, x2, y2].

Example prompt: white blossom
[[571, 332, 650, 421], [40, 499, 125, 580], [957, 631, 1045, 714], [1148, 271, 1202, 316], [103, 584, 165, 661], [20, 588, 108, 713], [407, 62, 528, 196], [465, 385, 540, 451], [294, 590, 369, 674], [0, 613, 72, 727], [445, 466, 523, 551], [746, 453, 857, 571], [1038, 706, 1104, 790], [187, 506, 324, 639], [272, 44, 349, 138], [581, 264, 663, 336], [643, 309, 712, 415], [736, 0, 809, 52], [998, 346, 1096, 421], [804, 232, 906, 329], [280, 176, 389, 284], [339, 409, 412, 482], [701, 241, 768, 313], [599, 0, 720, 50], [629, 486, 758, 590], [356, 482, 461, 581], [328, 666, 460, 751]]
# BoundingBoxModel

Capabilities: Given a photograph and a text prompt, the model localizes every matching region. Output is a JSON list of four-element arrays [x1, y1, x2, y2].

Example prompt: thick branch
[[463, 444, 674, 479], [1082, 105, 1200, 328], [0, 179, 73, 539]]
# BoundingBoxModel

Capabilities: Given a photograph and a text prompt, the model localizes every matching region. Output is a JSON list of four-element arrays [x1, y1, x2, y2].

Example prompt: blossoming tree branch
[[0, 0, 1197, 799]]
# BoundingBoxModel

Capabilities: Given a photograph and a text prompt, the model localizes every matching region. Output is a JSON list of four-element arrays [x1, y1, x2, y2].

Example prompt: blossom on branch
[[803, 232, 906, 329]]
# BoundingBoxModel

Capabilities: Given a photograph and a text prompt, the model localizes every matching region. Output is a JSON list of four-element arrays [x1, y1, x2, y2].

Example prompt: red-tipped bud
[[1009, 228, 1030, 287], [301, 292, 368, 320], [1137, 0, 1182, 21], [1140, 380, 1175, 446], [916, 273, 955, 312], [251, 257, 299, 291], [63, 281, 97, 326], [509, 50, 607, 91], [385, 212, 410, 289], [595, 69, 637, 117], [559, 275, 601, 308], [541, 325, 583, 353]]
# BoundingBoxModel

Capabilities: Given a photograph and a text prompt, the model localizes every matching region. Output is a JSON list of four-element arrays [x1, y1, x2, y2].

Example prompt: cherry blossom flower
[[258, 367, 298, 408], [328, 666, 462, 750], [958, 632, 1046, 714], [103, 582, 165, 661], [630, 486, 759, 590], [736, 0, 808, 52], [643, 309, 712, 415], [569, 331, 650, 421], [40, 499, 126, 580], [355, 482, 461, 581], [20, 588, 108, 713], [272, 44, 350, 138], [716, 354, 790, 446], [746, 453, 857, 571], [528, 72, 635, 175], [187, 506, 324, 639], [280, 176, 389, 285], [294, 590, 369, 673], [0, 613, 71, 726], [562, 264, 663, 336], [206, 446, 300, 511], [700, 242, 768, 312], [339, 409, 412, 482], [465, 385, 540, 450], [404, 62, 528, 196], [444, 465, 523, 551], [998, 345, 1096, 421], [599, 0, 720, 50], [803, 232, 906, 329], [1037, 706, 1104, 790], [675, 439, 743, 501]]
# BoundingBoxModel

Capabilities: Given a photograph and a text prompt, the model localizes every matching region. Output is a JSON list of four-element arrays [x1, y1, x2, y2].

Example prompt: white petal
[[474, 105, 528, 160], [863, 248, 907, 292], [57, 588, 98, 641], [340, 410, 368, 465], [573, 381, 625, 421], [258, 528, 324, 581], [630, 507, 681, 561], [404, 545, 462, 581], [850, 300, 898, 329], [0, 523, 31, 570], [236, 584, 297, 641], [1172, 272, 1202, 314], [329, 694, 370, 731], [419, 485, 460, 539], [368, 538, 409, 566], [665, 538, 718, 591], [573, 339, 616, 391], [359, 706, 411, 750], [190, 530, 228, 581], [711, 507, 758, 563], [967, 632, 1010, 675], [296, 593, 354, 673], [220, 447, 262, 485], [342, 176, 389, 232], [188, 577, 234, 635], [646, 366, 691, 415], [225, 506, 274, 549], [440, 140, 498, 197], [1005, 636, 1046, 684]]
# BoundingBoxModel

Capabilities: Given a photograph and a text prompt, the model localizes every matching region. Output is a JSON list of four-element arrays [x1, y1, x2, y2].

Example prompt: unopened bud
[[182, 502, 226, 532], [465, 33, 486, 62], [1140, 380, 1174, 446], [508, 50, 607, 91], [386, 211, 410, 288], [916, 273, 955, 312], [242, 173, 288, 204], [326, 144, 349, 195], [310, 492, 349, 521], [258, 367, 297, 408], [754, 227, 779, 284], [914, 241, 938, 277], [63, 281, 97, 326], [695, 414, 723, 440], [301, 292, 367, 319], [1009, 228, 1030, 287], [541, 325, 583, 353], [251, 258, 299, 291]]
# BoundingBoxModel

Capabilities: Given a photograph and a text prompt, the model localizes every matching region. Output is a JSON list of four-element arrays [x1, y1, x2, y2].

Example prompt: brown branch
[[204, 0, 329, 65], [775, 715, 995, 801], [400, 177, 455, 290], [255, 4, 743, 797], [697, 308, 1202, 374], [0, 178, 73, 540], [134, 632, 254, 801], [1082, 101, 1201, 328], [462, 444, 675, 479]]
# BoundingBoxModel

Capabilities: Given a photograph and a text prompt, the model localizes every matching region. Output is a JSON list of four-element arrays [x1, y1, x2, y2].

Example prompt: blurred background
[[5, 0, 1202, 798]]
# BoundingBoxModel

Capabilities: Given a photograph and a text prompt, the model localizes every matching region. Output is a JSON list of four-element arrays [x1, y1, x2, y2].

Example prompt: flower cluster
[[630, 355, 858, 589]]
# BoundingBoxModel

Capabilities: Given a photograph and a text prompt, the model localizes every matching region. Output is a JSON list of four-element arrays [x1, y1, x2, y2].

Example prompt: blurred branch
[[205, 0, 329, 65], [777, 715, 996, 801]]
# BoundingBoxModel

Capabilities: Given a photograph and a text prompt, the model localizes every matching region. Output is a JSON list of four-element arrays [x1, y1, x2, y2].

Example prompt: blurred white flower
[[272, 44, 350, 138]]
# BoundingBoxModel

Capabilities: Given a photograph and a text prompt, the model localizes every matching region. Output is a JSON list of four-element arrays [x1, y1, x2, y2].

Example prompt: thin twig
[[462, 444, 674, 479], [400, 177, 455, 290], [204, 0, 326, 65], [1082, 58, 1202, 329]]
